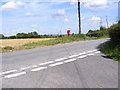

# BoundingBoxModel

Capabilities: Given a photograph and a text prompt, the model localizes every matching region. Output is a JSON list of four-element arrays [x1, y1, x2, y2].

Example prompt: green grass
[[101, 41, 120, 61], [23, 35, 102, 47], [1, 35, 109, 53]]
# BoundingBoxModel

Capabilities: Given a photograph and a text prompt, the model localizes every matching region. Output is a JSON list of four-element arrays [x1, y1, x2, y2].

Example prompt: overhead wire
[[56, 1, 89, 87]]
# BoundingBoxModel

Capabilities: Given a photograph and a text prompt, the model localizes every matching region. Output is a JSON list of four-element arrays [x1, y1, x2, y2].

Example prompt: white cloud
[[31, 25, 38, 27], [51, 9, 69, 22], [25, 12, 32, 16], [89, 16, 101, 21], [64, 18, 69, 22], [0, 1, 25, 10], [83, 0, 109, 10], [70, 0, 109, 10]]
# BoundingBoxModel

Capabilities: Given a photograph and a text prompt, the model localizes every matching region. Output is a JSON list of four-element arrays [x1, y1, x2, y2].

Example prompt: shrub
[[3, 46, 14, 50], [109, 23, 120, 43]]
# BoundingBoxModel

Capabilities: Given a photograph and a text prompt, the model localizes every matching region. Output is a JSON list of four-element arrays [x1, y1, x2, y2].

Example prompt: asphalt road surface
[[1, 39, 118, 88]]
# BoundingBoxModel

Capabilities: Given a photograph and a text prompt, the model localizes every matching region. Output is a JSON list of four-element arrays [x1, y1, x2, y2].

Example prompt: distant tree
[[31, 31, 38, 35], [100, 26, 107, 31], [88, 30, 93, 33], [0, 34, 4, 39], [118, 20, 120, 24], [16, 33, 27, 38]]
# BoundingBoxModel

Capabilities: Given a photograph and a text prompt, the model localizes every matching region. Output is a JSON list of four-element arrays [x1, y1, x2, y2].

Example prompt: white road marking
[[87, 49, 98, 53], [20, 67, 30, 70], [31, 65, 38, 68], [31, 67, 47, 72], [69, 55, 79, 58], [4, 72, 26, 79], [49, 62, 64, 67], [55, 58, 67, 61], [78, 55, 87, 59], [0, 70, 17, 75], [64, 58, 76, 63], [94, 51, 101, 54], [39, 61, 54, 66], [87, 53, 94, 56], [78, 52, 86, 55]]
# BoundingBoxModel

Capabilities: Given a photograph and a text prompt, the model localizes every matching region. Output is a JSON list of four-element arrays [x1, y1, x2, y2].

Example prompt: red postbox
[[67, 30, 70, 36]]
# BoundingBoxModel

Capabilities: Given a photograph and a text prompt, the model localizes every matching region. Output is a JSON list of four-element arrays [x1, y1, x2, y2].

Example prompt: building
[[118, 1, 120, 21]]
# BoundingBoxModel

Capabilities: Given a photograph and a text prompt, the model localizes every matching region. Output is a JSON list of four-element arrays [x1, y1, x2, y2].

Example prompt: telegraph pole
[[100, 17, 102, 29], [106, 16, 109, 28], [78, 0, 81, 34]]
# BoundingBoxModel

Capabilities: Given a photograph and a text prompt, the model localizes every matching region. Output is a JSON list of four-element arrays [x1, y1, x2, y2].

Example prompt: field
[[0, 38, 55, 53], [0, 38, 54, 48]]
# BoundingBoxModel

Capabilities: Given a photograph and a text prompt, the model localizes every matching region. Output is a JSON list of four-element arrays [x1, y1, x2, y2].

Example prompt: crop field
[[0, 38, 54, 48]]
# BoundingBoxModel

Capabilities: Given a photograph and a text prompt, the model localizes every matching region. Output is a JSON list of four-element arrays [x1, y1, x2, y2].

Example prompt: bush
[[3, 46, 14, 50], [101, 41, 120, 61], [109, 23, 120, 43], [87, 30, 108, 37]]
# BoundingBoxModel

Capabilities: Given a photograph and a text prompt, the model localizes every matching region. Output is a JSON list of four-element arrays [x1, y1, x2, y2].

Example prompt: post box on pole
[[67, 30, 70, 36]]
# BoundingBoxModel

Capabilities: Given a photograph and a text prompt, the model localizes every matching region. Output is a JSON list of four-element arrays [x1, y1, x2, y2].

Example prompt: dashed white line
[[55, 58, 67, 61], [31, 65, 38, 68], [20, 67, 30, 70], [69, 55, 79, 58], [39, 61, 54, 65], [2, 49, 101, 79], [31, 67, 47, 72], [87, 49, 98, 53], [64, 58, 76, 63], [78, 55, 87, 59], [4, 72, 26, 79], [78, 52, 86, 55], [0, 70, 17, 75], [94, 51, 101, 54], [49, 62, 64, 67], [87, 53, 95, 56]]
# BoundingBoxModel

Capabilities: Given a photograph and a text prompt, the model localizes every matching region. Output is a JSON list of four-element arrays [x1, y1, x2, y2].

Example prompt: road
[[1, 39, 118, 88]]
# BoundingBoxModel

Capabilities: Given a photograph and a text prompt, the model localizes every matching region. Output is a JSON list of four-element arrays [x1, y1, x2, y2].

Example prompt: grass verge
[[24, 35, 106, 47], [101, 41, 120, 61], [1, 35, 108, 53]]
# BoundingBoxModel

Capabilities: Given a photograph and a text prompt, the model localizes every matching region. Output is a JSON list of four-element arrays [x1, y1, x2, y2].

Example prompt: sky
[[0, 0, 120, 36]]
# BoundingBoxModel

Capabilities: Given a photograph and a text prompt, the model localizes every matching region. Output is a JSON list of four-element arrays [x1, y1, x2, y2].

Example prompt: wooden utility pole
[[106, 16, 109, 28], [100, 17, 102, 29], [78, 0, 81, 34]]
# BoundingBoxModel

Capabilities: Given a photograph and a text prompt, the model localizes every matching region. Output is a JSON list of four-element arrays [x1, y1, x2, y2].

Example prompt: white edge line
[[4, 72, 26, 79]]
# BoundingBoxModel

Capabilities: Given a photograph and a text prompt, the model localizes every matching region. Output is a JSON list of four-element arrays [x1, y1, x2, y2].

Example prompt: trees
[[0, 34, 4, 39], [16, 32, 39, 38], [109, 23, 120, 43], [87, 26, 108, 37]]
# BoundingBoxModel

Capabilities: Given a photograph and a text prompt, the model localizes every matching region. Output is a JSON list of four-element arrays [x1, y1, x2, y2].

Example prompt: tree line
[[0, 26, 109, 39], [0, 31, 64, 39]]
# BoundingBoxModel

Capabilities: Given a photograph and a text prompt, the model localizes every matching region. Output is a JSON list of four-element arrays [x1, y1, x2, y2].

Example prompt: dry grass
[[0, 38, 54, 48]]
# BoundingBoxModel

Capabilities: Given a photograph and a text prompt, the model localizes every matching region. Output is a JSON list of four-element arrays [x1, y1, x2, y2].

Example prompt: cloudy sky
[[0, 0, 119, 36]]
